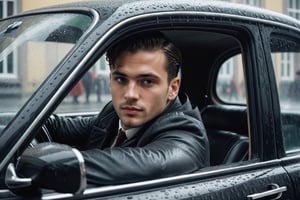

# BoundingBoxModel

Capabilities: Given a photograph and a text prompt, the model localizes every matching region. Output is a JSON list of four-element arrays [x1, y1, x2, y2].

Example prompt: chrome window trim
[[40, 159, 281, 199]]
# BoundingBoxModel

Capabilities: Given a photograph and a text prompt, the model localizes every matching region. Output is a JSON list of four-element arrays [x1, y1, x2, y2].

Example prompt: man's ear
[[168, 77, 180, 100]]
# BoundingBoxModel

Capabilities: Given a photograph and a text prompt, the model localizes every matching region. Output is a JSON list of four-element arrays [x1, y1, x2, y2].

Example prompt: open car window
[[53, 29, 250, 170], [54, 55, 112, 114]]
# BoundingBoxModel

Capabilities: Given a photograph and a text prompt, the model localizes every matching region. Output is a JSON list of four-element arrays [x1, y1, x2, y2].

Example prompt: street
[[0, 94, 112, 114]]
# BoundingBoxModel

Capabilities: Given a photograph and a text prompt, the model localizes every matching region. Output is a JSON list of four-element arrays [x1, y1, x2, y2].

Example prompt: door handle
[[247, 183, 287, 200]]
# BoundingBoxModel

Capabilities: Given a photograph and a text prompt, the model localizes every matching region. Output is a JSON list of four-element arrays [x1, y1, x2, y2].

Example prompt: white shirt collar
[[118, 120, 141, 140]]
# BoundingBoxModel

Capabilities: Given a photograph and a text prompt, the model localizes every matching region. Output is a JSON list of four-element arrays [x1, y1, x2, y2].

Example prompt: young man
[[17, 32, 209, 187]]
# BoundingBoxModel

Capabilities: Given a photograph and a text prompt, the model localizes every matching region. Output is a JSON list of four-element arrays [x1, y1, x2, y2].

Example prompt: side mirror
[[5, 142, 86, 196]]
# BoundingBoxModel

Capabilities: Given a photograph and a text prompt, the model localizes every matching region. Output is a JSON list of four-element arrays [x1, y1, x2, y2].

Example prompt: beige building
[[21, 0, 83, 12], [0, 0, 298, 26], [0, 0, 296, 16]]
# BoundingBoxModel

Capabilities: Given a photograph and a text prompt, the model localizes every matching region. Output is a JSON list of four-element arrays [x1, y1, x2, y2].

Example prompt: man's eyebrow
[[111, 71, 159, 79], [111, 71, 126, 76], [137, 73, 159, 79]]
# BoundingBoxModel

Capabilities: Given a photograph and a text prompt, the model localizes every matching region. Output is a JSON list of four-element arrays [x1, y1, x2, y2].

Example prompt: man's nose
[[124, 82, 138, 99]]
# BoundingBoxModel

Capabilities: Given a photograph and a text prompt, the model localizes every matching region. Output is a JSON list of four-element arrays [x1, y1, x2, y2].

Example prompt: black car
[[0, 0, 300, 199]]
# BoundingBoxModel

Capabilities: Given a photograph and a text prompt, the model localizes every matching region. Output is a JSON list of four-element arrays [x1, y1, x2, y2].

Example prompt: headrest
[[201, 105, 248, 136]]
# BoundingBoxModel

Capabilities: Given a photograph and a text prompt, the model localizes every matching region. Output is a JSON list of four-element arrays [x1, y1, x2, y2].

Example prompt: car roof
[[25, 0, 300, 30]]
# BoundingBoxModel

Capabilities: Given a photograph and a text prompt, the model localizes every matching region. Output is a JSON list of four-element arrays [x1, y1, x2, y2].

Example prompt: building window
[[279, 1, 300, 82], [288, 0, 300, 19], [0, 0, 18, 78], [0, 50, 18, 78], [241, 0, 262, 7], [281, 53, 294, 81], [219, 57, 234, 79], [0, 0, 17, 19]]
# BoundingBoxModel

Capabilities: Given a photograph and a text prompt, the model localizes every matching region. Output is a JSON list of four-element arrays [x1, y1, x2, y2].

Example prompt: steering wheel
[[30, 124, 53, 147]]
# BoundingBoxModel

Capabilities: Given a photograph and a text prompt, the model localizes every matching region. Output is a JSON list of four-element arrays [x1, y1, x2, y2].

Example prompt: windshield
[[0, 13, 92, 133]]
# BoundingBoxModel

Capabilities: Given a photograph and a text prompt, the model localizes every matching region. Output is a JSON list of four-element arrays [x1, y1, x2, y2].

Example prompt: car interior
[[161, 29, 249, 166]]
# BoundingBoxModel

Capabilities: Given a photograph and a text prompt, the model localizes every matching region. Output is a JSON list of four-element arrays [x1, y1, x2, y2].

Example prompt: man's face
[[110, 50, 180, 130]]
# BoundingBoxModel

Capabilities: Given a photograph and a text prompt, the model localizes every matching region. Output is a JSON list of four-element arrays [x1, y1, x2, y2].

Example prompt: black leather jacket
[[46, 93, 209, 185]]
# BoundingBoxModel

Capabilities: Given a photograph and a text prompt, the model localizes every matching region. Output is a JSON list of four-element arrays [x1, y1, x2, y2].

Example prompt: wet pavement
[[56, 94, 111, 113], [0, 94, 112, 114]]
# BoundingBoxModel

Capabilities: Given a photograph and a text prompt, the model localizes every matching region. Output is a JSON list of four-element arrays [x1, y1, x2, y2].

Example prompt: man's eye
[[115, 77, 127, 84], [141, 79, 153, 86]]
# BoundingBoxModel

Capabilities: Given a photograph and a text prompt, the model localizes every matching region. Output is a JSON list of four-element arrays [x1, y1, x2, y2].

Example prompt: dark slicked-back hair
[[106, 31, 182, 82]]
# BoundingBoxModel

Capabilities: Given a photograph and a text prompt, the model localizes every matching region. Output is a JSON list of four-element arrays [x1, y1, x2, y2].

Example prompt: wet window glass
[[0, 13, 93, 134], [55, 55, 112, 114], [270, 34, 300, 154], [216, 54, 246, 104]]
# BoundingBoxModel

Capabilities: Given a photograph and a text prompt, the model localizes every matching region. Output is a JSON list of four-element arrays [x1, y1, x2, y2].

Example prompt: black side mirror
[[5, 142, 86, 196]]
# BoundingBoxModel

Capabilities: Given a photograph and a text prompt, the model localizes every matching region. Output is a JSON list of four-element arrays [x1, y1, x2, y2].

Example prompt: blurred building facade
[[1, 0, 298, 22]]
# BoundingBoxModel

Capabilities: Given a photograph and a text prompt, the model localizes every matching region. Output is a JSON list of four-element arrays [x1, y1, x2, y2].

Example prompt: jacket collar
[[118, 120, 142, 140]]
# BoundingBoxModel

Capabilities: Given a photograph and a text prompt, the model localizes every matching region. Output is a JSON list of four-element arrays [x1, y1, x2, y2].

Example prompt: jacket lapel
[[85, 102, 119, 149]]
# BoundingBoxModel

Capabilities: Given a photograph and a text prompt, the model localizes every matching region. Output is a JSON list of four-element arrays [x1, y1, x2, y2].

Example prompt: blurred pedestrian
[[288, 69, 300, 102], [69, 80, 83, 104], [94, 74, 103, 102], [82, 70, 94, 103], [229, 78, 239, 100]]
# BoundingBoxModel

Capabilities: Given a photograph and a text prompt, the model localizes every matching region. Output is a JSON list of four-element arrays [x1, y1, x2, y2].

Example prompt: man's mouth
[[121, 105, 142, 115]]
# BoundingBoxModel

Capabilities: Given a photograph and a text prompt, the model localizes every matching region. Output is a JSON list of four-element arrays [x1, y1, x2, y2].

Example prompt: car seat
[[201, 105, 249, 165]]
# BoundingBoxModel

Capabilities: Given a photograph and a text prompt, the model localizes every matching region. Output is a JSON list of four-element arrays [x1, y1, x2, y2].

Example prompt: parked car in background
[[0, 0, 300, 199]]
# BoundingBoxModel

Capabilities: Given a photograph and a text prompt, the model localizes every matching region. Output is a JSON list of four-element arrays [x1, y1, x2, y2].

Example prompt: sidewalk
[[57, 94, 112, 113], [0, 93, 112, 113]]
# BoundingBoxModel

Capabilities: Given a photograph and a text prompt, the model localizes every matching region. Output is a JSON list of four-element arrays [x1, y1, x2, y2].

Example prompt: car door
[[265, 21, 300, 198]]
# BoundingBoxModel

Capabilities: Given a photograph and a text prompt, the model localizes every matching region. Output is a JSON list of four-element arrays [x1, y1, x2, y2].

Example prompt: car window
[[55, 55, 112, 114], [270, 34, 300, 154], [216, 54, 246, 104], [0, 13, 93, 133]]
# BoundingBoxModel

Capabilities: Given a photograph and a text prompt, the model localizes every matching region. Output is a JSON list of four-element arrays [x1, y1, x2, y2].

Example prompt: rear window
[[216, 54, 246, 104]]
